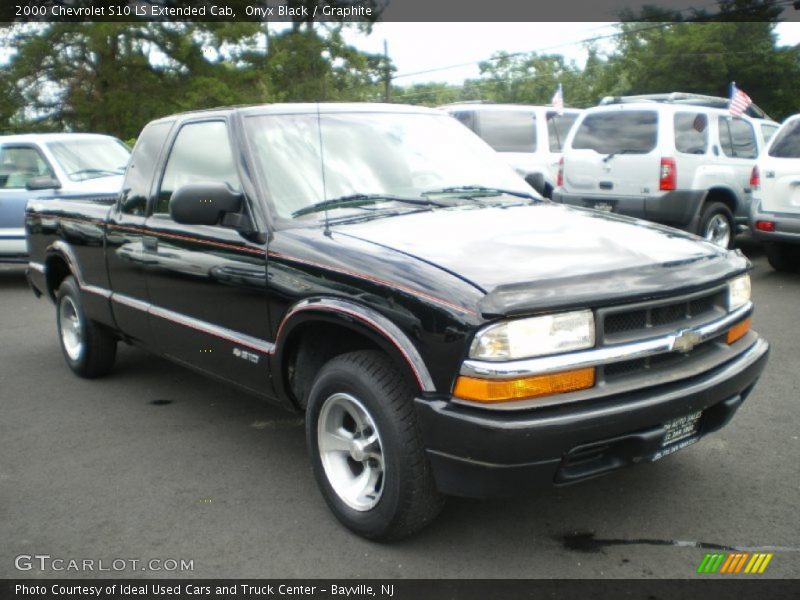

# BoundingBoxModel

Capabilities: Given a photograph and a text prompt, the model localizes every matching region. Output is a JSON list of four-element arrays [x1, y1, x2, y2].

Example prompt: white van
[[440, 103, 583, 198], [553, 93, 777, 247]]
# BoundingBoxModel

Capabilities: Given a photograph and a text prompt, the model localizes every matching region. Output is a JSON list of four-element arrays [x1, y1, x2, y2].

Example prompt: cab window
[[155, 121, 241, 216], [0, 146, 54, 189], [120, 121, 173, 216]]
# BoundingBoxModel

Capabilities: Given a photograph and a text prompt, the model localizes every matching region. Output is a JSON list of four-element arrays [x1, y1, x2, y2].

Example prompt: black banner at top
[[1, 0, 796, 23]]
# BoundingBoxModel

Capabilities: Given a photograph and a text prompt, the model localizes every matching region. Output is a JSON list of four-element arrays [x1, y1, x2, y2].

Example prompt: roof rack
[[599, 92, 770, 120]]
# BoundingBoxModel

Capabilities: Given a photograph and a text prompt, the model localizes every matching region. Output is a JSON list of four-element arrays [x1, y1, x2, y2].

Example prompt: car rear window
[[572, 111, 658, 154], [478, 111, 537, 153], [768, 120, 800, 158]]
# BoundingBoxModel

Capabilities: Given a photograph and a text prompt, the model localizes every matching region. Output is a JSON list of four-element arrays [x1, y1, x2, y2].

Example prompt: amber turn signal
[[453, 368, 596, 403], [727, 317, 752, 345]]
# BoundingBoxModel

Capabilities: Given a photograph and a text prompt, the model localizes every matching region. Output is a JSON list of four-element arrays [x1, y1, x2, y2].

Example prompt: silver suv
[[553, 93, 778, 247]]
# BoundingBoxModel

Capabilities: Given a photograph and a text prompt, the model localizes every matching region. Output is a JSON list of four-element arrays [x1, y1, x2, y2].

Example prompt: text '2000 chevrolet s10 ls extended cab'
[[26, 104, 768, 540]]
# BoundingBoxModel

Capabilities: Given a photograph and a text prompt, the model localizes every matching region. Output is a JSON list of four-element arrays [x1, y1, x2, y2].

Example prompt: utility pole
[[383, 39, 390, 102]]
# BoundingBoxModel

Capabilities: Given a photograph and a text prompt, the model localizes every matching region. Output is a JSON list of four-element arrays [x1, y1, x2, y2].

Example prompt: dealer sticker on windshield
[[650, 410, 703, 462]]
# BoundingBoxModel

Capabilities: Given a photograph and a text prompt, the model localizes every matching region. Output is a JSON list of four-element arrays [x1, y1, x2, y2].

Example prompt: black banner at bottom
[[2, 579, 800, 600]]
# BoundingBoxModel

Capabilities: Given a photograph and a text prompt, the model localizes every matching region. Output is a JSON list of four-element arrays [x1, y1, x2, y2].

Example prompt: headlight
[[728, 274, 751, 311], [469, 310, 595, 361]]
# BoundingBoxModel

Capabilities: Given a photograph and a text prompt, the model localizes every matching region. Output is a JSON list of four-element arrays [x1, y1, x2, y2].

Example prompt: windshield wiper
[[422, 186, 539, 201], [291, 193, 446, 218]]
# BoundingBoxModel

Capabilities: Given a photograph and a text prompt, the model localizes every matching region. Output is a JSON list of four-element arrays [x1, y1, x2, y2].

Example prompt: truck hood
[[333, 203, 748, 317]]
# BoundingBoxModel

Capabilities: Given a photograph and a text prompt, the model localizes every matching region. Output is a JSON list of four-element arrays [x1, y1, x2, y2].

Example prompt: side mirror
[[26, 175, 61, 191], [524, 172, 547, 196], [169, 183, 244, 227]]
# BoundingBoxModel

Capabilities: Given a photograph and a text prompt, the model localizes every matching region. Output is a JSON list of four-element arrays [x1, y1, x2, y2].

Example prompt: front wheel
[[698, 202, 734, 249], [56, 276, 117, 378], [306, 350, 444, 540]]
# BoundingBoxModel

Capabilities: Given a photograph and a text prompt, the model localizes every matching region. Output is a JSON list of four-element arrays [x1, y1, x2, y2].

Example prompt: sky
[[342, 22, 800, 86]]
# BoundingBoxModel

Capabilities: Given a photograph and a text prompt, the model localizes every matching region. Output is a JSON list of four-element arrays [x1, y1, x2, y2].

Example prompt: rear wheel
[[764, 242, 800, 272], [306, 350, 444, 540], [698, 202, 734, 249], [56, 276, 117, 378]]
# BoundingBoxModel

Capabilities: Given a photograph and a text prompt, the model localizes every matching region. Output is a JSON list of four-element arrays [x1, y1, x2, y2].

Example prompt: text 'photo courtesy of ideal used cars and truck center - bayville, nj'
[[2, 0, 800, 595]]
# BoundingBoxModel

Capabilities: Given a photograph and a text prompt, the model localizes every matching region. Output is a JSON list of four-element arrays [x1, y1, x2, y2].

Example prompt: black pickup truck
[[26, 104, 769, 540]]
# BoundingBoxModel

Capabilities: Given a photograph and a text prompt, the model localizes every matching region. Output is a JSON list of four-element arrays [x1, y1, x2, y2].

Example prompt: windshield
[[244, 111, 533, 220], [48, 137, 131, 182]]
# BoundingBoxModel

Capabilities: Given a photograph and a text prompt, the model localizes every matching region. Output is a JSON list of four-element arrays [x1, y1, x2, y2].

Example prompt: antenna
[[316, 102, 330, 236]]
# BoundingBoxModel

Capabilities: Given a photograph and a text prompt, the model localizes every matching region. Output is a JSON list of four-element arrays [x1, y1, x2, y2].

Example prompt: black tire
[[698, 201, 735, 249], [764, 242, 800, 272], [306, 350, 444, 540], [55, 276, 117, 378]]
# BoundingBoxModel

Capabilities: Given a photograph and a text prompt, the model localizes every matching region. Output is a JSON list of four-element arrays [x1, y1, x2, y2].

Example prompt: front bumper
[[415, 336, 768, 498], [552, 190, 706, 229]]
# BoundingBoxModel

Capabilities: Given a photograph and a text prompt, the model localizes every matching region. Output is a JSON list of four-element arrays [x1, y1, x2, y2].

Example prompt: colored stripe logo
[[697, 552, 773, 574]]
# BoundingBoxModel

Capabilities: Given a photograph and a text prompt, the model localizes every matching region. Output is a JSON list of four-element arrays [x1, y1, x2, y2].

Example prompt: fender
[[45, 240, 110, 299], [273, 297, 436, 394]]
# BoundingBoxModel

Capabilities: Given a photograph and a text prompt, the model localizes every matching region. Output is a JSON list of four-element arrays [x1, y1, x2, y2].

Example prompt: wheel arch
[[704, 186, 739, 216], [273, 298, 436, 410], [44, 241, 83, 301]]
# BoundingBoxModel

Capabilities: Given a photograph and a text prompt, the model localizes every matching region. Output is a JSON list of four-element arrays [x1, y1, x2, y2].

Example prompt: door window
[[572, 111, 658, 154], [0, 146, 54, 189], [674, 112, 708, 155], [761, 123, 778, 145], [718, 117, 757, 159], [156, 121, 241, 215], [478, 111, 537, 153]]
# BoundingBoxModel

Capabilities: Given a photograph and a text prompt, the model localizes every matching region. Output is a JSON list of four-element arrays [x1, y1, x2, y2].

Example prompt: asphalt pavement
[[1, 240, 798, 579]]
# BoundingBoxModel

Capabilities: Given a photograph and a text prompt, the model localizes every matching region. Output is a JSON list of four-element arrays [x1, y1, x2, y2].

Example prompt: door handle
[[142, 235, 158, 252]]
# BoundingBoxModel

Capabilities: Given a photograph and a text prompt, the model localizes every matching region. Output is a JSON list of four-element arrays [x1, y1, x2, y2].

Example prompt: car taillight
[[659, 157, 677, 191], [557, 156, 564, 188], [750, 165, 760, 189], [755, 220, 775, 232]]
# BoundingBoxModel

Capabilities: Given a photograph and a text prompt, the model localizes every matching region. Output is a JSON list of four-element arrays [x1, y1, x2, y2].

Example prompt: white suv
[[553, 94, 778, 247], [750, 114, 800, 271], [440, 103, 583, 198]]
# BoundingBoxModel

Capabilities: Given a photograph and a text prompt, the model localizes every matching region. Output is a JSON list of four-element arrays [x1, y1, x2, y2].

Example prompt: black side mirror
[[169, 183, 244, 227], [524, 172, 547, 196], [26, 175, 61, 191]]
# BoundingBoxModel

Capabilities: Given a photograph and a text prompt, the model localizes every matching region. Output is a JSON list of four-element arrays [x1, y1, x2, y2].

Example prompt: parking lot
[[1, 239, 798, 579]]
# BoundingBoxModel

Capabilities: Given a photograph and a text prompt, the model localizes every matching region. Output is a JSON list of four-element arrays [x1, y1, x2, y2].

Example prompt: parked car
[[552, 93, 778, 248], [750, 114, 800, 271], [440, 103, 583, 198], [0, 133, 130, 263], [26, 104, 767, 540]]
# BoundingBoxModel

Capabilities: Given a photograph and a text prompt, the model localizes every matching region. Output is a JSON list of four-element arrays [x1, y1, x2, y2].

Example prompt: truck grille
[[599, 287, 727, 345]]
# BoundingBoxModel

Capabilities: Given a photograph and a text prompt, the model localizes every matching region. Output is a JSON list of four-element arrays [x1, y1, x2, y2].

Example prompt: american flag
[[729, 82, 752, 118], [551, 83, 564, 116]]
